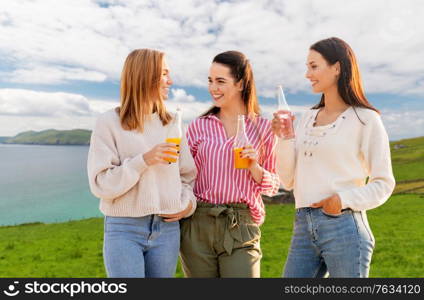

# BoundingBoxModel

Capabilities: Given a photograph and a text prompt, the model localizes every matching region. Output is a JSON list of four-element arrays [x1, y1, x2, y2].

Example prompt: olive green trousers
[[180, 202, 262, 278]]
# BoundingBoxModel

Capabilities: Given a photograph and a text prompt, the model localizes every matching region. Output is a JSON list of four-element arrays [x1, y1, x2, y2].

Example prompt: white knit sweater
[[87, 108, 197, 217], [276, 106, 395, 211]]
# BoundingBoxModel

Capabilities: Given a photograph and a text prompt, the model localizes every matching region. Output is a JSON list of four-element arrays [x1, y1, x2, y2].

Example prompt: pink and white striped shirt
[[186, 114, 280, 224]]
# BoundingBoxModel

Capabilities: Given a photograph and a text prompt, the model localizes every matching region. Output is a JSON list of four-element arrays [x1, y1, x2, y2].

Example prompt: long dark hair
[[310, 37, 379, 119], [201, 50, 260, 117]]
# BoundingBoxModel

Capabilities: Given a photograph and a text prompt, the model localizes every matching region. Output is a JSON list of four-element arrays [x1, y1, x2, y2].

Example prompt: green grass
[[392, 161, 424, 182], [0, 220, 105, 277], [1, 194, 422, 278], [393, 180, 424, 194], [367, 194, 424, 277], [390, 136, 424, 182]]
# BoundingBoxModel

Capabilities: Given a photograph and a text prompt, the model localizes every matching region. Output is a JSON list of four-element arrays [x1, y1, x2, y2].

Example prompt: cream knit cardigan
[[87, 109, 197, 217], [277, 106, 395, 211]]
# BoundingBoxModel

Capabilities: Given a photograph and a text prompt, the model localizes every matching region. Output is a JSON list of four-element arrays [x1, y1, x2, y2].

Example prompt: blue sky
[[0, 0, 423, 140]]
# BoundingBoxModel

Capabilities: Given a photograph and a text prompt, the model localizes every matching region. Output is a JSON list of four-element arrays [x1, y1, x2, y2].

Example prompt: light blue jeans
[[283, 208, 375, 278], [103, 215, 180, 278]]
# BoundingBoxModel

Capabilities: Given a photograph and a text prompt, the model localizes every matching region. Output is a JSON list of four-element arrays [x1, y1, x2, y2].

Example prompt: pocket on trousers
[[240, 223, 261, 244], [320, 209, 349, 218], [353, 212, 375, 246]]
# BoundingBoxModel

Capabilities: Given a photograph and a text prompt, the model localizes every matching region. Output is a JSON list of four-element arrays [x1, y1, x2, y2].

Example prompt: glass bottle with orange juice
[[233, 115, 251, 169], [165, 108, 182, 163]]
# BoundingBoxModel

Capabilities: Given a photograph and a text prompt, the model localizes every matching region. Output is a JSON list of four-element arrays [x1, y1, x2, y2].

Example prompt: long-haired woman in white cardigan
[[273, 37, 395, 278]]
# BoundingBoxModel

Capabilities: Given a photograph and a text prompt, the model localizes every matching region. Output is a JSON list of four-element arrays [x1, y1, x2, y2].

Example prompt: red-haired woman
[[88, 49, 196, 278]]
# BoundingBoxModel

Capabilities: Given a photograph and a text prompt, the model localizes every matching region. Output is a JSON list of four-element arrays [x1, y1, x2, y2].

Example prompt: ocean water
[[0, 144, 102, 226]]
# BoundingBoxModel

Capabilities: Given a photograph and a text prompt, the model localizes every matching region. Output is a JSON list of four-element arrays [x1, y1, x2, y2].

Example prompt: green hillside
[[3, 129, 91, 145], [390, 136, 424, 194], [0, 137, 8, 143]]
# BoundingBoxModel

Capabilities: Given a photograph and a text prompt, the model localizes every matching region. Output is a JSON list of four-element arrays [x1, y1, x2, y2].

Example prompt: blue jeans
[[283, 208, 375, 278], [103, 215, 180, 278]]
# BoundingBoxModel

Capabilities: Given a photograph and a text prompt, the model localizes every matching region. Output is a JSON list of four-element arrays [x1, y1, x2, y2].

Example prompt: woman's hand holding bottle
[[240, 144, 265, 183], [273, 85, 295, 139], [272, 111, 296, 138], [143, 143, 179, 166], [239, 145, 259, 169]]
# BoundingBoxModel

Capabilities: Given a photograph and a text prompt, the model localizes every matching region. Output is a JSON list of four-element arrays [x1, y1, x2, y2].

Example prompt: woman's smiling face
[[208, 62, 243, 109], [160, 57, 173, 100], [305, 49, 340, 94]]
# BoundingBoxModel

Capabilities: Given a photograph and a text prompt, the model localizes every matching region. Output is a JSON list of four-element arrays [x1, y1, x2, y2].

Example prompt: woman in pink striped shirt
[[180, 51, 280, 277]]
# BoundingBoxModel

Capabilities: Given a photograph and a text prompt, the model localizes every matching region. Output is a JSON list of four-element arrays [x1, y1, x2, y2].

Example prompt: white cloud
[[0, 88, 121, 118], [0, 0, 424, 139], [89, 99, 119, 114], [381, 109, 424, 141], [0, 88, 119, 135], [0, 89, 92, 117], [168, 88, 196, 103], [0, 0, 423, 97], [3, 87, 421, 141], [0, 87, 207, 136], [4, 65, 107, 85], [166, 88, 210, 122]]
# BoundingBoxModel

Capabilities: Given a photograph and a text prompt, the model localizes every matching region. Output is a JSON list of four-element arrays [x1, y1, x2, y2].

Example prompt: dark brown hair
[[201, 50, 260, 118], [310, 37, 379, 119]]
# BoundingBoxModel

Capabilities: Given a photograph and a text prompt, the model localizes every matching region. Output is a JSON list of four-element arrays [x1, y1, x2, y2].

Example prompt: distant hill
[[390, 136, 424, 175], [2, 129, 91, 145], [389, 136, 424, 194], [0, 137, 9, 143]]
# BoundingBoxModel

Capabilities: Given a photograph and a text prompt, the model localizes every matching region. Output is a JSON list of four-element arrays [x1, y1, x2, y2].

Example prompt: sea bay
[[0, 144, 102, 226]]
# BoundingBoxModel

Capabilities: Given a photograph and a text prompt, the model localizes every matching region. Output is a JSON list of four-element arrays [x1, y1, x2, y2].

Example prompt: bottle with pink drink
[[276, 85, 295, 139]]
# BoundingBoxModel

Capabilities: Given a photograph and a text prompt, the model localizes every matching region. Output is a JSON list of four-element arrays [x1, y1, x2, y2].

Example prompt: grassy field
[[391, 136, 424, 183], [0, 193, 422, 278]]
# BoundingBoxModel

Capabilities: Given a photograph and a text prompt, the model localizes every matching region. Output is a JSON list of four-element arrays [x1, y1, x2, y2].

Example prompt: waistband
[[194, 200, 251, 256], [196, 200, 249, 211], [295, 207, 353, 215]]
